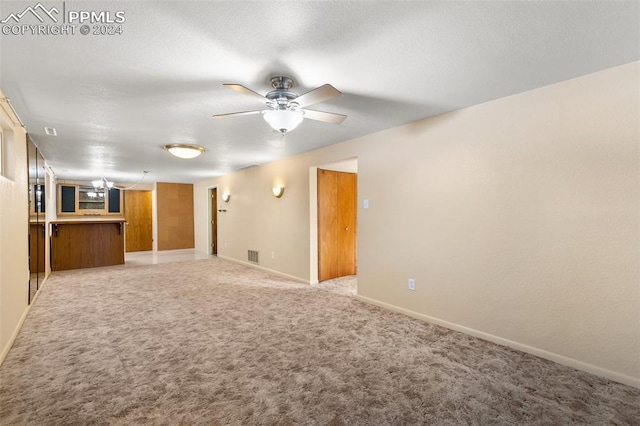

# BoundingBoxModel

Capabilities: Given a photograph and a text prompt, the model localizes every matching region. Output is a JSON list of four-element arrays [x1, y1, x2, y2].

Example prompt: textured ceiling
[[1, 1, 638, 183]]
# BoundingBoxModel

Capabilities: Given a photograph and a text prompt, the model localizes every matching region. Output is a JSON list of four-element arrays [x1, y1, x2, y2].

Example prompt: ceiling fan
[[212, 76, 347, 134]]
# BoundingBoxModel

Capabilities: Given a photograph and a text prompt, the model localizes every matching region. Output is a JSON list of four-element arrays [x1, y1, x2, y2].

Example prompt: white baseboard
[[0, 275, 48, 366], [0, 300, 32, 366], [356, 295, 640, 389], [217, 255, 309, 284]]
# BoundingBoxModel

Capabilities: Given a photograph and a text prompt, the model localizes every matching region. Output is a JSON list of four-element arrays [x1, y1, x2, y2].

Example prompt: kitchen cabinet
[[58, 184, 122, 215]]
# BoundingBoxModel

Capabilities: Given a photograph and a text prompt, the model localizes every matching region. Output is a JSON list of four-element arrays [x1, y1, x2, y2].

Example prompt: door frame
[[209, 186, 218, 255], [309, 167, 319, 284], [309, 157, 358, 284]]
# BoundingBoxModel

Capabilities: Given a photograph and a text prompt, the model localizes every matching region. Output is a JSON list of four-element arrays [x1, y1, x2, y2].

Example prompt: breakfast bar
[[50, 219, 125, 271]]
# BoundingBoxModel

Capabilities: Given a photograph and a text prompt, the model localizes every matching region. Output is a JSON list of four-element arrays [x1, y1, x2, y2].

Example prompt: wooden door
[[124, 190, 153, 252], [318, 169, 357, 281], [337, 172, 357, 276], [318, 170, 338, 281], [211, 188, 218, 255]]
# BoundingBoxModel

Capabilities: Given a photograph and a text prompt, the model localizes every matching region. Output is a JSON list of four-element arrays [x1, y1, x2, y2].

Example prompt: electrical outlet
[[408, 279, 415, 291], [271, 251, 275, 259]]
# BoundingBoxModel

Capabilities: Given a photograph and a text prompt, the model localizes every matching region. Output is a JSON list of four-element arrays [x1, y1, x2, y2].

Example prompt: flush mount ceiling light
[[164, 144, 205, 159]]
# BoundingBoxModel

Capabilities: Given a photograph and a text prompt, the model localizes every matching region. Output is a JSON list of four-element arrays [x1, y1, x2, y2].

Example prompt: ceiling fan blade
[[223, 84, 267, 102], [302, 109, 347, 124], [295, 84, 342, 108], [212, 110, 263, 119]]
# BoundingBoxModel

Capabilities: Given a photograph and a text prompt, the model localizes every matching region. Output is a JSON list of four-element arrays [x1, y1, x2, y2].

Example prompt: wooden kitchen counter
[[51, 219, 125, 271]]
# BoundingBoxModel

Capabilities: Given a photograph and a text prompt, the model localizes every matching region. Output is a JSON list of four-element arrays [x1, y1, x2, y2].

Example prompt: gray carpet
[[1, 258, 638, 425], [311, 275, 357, 296]]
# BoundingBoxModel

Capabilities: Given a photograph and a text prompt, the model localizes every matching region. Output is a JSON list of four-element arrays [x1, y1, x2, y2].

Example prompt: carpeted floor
[[1, 258, 638, 425], [311, 275, 357, 296]]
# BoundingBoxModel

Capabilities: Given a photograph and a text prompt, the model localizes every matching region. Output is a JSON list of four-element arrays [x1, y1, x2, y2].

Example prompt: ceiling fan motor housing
[[270, 76, 294, 90], [266, 76, 299, 110]]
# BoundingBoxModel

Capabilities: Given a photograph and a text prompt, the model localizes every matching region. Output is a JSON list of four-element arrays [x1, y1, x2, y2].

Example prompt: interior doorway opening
[[310, 157, 358, 293]]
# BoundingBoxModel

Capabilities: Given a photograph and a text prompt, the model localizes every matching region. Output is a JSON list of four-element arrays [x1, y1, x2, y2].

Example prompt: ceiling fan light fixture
[[164, 144, 205, 159], [263, 109, 304, 134]]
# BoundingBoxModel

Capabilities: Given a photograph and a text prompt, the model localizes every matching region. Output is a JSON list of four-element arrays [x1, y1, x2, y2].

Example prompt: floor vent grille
[[248, 250, 259, 264]]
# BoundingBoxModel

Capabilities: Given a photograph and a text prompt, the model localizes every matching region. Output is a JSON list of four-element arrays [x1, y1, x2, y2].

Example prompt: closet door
[[318, 169, 357, 281], [318, 169, 338, 281], [337, 172, 357, 277]]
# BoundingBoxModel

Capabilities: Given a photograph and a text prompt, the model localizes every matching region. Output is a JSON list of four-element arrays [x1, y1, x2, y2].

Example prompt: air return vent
[[248, 250, 259, 264], [44, 127, 57, 136]]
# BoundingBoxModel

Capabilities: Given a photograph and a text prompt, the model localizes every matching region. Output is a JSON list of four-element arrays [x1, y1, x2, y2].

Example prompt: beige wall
[[0, 93, 29, 363], [195, 146, 360, 281], [355, 62, 639, 387], [194, 62, 639, 387]]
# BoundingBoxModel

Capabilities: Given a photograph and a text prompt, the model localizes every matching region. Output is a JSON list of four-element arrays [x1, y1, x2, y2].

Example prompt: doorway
[[210, 188, 218, 255], [317, 167, 357, 282], [124, 190, 153, 252]]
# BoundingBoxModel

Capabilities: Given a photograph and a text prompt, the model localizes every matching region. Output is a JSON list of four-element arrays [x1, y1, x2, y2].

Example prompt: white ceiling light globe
[[263, 110, 304, 133]]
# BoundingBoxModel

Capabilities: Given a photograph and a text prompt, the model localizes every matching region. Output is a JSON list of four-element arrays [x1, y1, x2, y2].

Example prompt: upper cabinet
[[78, 185, 105, 212], [57, 184, 122, 216]]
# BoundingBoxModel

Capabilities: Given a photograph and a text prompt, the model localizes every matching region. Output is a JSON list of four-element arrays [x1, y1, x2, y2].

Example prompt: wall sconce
[[221, 193, 230, 203], [272, 186, 285, 198]]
